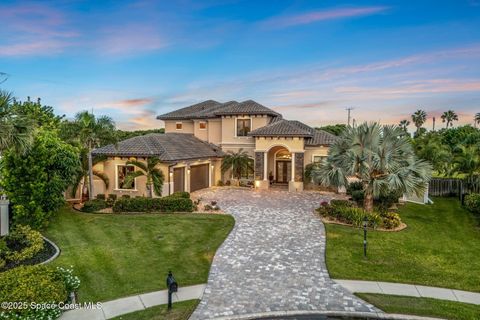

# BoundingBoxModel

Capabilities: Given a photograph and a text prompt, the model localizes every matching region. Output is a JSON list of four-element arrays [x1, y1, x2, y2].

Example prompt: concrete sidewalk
[[335, 279, 480, 305], [59, 284, 205, 320]]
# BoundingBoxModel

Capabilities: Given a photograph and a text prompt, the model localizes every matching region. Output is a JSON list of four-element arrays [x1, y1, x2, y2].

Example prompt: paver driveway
[[190, 188, 379, 319]]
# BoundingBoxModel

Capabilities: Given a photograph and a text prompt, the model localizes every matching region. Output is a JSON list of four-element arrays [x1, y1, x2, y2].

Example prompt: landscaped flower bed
[[0, 225, 57, 272], [0, 265, 80, 320], [316, 199, 403, 230]]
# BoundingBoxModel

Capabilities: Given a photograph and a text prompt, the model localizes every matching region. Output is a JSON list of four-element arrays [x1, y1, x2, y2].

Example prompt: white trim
[[263, 152, 268, 181], [291, 154, 295, 182], [175, 122, 183, 130], [115, 164, 137, 191]]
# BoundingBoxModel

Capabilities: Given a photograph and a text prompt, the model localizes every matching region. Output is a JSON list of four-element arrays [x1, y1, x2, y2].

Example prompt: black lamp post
[[363, 217, 368, 258]]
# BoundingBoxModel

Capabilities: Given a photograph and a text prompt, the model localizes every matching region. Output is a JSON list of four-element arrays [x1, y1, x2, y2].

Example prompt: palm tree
[[311, 123, 432, 212], [399, 119, 410, 132], [0, 90, 34, 154], [221, 148, 254, 181], [70, 150, 109, 198], [441, 110, 458, 128], [411, 109, 427, 136], [474, 113, 480, 128], [61, 111, 117, 199], [452, 145, 480, 178], [124, 157, 165, 197]]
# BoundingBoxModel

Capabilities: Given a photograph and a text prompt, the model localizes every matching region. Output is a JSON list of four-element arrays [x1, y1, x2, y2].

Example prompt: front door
[[276, 161, 291, 183]]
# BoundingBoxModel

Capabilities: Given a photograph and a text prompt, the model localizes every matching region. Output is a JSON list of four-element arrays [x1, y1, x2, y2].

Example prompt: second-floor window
[[176, 122, 182, 130], [199, 121, 207, 129], [236, 119, 251, 137], [313, 155, 326, 163]]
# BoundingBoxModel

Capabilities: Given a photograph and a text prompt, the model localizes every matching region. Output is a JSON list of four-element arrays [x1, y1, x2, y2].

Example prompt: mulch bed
[[1, 239, 57, 272]]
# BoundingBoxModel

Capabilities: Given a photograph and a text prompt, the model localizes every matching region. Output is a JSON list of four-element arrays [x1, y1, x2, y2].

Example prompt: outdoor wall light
[[187, 169, 191, 174]]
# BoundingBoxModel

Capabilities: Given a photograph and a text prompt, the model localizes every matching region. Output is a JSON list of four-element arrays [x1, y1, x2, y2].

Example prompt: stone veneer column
[[254, 151, 269, 189], [288, 152, 304, 192]]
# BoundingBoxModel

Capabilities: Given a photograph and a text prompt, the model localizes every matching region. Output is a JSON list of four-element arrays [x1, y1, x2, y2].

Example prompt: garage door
[[190, 164, 209, 192], [173, 167, 185, 193]]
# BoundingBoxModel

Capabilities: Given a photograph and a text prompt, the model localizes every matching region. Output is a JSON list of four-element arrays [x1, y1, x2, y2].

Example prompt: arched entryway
[[267, 146, 292, 185]]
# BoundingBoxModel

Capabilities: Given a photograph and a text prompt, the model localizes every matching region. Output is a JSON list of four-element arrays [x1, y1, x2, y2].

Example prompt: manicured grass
[[357, 293, 480, 320], [45, 207, 234, 302], [112, 300, 199, 320], [325, 198, 480, 292]]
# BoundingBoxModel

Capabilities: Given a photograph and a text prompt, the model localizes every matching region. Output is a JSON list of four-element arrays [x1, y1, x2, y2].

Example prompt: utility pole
[[346, 107, 354, 126], [352, 118, 356, 128], [432, 117, 436, 131]]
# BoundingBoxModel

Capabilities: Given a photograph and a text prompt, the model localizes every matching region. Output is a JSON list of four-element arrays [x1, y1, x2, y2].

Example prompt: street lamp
[[363, 217, 368, 258]]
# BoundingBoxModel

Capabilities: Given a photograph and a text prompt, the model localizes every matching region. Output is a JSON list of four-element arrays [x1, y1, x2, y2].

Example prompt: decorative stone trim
[[294, 153, 304, 182], [254, 152, 264, 180]]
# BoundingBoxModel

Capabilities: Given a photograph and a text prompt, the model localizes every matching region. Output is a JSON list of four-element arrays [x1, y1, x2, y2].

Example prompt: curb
[[40, 235, 61, 264]]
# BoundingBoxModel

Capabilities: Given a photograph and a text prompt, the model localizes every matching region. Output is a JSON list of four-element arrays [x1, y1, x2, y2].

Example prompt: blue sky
[[1, 0, 479, 130]]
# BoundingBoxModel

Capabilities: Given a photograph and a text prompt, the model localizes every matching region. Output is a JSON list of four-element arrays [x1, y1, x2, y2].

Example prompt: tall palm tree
[[399, 119, 410, 132], [311, 123, 432, 212], [411, 109, 427, 136], [124, 157, 165, 197], [0, 90, 34, 154], [441, 110, 458, 128], [61, 111, 117, 199], [474, 113, 480, 128], [221, 148, 254, 181]]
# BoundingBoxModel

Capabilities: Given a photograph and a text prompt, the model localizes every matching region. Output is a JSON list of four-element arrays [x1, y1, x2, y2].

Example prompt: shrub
[[0, 265, 67, 319], [330, 199, 353, 207], [346, 181, 364, 195], [121, 194, 131, 199], [169, 191, 190, 199], [0, 130, 81, 228], [317, 201, 401, 230], [81, 199, 108, 213], [317, 204, 380, 228], [96, 194, 106, 200], [112, 197, 193, 213], [217, 180, 224, 186], [351, 190, 365, 205], [106, 194, 117, 207], [465, 193, 480, 215], [4, 225, 44, 263], [375, 191, 402, 213], [380, 212, 402, 229]]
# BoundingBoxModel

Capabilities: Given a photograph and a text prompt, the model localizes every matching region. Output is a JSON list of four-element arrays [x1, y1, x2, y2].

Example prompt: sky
[[1, 0, 480, 131]]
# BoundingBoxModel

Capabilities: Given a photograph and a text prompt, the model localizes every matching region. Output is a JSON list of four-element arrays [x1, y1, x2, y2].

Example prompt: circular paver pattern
[[190, 188, 379, 320]]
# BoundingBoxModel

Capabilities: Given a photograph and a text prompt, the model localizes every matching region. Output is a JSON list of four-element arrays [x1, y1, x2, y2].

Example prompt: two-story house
[[89, 100, 336, 197]]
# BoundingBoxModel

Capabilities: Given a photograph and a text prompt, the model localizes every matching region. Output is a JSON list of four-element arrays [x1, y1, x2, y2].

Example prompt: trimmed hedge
[[465, 193, 480, 215], [81, 199, 108, 213], [112, 196, 193, 213], [170, 191, 190, 199], [0, 265, 67, 319]]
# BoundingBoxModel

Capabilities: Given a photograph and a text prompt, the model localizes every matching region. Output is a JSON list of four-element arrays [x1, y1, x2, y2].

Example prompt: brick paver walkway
[[190, 188, 379, 319]]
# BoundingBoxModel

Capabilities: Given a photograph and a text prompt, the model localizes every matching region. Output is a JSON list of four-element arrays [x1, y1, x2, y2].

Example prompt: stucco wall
[[304, 146, 329, 165], [193, 120, 208, 141], [207, 119, 222, 145], [254, 137, 305, 152], [164, 120, 194, 134], [92, 157, 170, 198]]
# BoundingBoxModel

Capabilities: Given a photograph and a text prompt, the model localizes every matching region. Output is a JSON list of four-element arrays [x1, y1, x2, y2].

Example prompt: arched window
[[275, 150, 291, 160]]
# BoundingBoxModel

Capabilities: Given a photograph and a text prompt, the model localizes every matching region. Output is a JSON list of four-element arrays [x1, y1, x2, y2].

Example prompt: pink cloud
[[262, 6, 389, 28]]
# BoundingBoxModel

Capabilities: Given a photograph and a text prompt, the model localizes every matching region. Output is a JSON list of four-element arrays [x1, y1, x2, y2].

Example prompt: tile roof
[[157, 100, 279, 120], [248, 119, 338, 146], [92, 133, 224, 161]]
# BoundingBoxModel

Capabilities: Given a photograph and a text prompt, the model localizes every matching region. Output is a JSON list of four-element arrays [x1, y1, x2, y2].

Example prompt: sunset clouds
[[1, 1, 479, 130]]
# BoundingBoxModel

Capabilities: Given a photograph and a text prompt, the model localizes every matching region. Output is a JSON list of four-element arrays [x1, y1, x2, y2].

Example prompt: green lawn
[[357, 293, 480, 320], [45, 207, 234, 302], [325, 197, 480, 292], [112, 300, 199, 320]]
